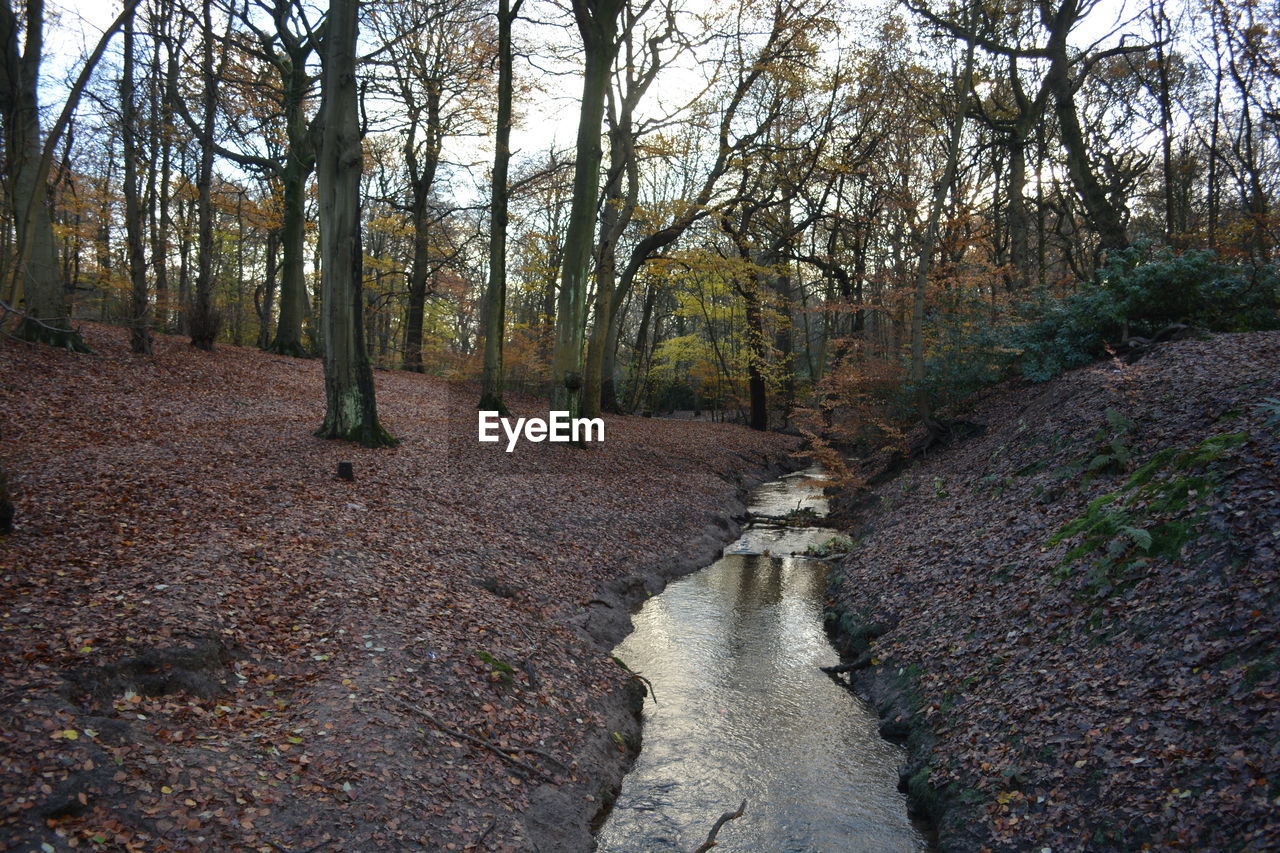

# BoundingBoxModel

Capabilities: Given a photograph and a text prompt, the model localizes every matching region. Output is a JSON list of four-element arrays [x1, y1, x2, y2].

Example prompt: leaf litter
[[827, 331, 1280, 851], [0, 323, 796, 851]]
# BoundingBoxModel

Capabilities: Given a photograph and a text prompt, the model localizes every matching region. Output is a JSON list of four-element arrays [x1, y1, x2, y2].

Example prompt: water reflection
[[725, 524, 835, 557], [747, 467, 832, 518], [596, 470, 925, 853]]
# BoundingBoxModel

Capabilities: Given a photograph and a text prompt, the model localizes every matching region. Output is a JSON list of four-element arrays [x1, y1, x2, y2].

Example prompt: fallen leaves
[[0, 323, 796, 851], [830, 332, 1280, 851]]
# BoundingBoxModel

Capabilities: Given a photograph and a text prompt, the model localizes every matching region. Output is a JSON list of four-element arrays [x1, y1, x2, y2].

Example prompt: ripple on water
[[596, 469, 926, 853]]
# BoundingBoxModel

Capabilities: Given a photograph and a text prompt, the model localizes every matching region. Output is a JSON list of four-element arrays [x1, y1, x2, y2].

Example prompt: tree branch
[[693, 800, 747, 852]]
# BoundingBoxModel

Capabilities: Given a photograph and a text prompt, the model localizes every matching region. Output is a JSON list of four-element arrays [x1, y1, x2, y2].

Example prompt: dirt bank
[[825, 332, 1280, 850], [0, 324, 798, 852]]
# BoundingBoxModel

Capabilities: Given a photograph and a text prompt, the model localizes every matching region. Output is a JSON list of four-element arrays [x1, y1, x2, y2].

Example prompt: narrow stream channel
[[595, 468, 927, 852]]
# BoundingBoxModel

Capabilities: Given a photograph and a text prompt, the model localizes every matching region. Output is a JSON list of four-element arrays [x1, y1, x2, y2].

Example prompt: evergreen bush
[[1011, 244, 1279, 382]]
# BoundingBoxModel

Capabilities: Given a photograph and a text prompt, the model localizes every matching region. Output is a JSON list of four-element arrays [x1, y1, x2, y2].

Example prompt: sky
[[40, 0, 1152, 198]]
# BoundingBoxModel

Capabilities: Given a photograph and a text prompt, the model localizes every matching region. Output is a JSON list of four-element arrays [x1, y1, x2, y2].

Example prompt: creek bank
[[820, 332, 1280, 851], [522, 454, 808, 852], [0, 323, 802, 852], [822, 609, 978, 851]]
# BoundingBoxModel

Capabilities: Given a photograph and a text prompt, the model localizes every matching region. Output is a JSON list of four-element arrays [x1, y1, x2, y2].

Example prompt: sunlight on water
[[596, 469, 925, 853], [746, 467, 833, 519]]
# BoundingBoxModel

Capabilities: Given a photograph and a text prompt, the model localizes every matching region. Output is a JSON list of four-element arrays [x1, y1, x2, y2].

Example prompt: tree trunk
[[910, 39, 974, 421], [190, 0, 221, 350], [269, 154, 312, 356], [772, 267, 794, 417], [401, 135, 441, 373], [315, 0, 394, 447], [402, 66, 446, 373], [257, 228, 279, 349], [1207, 15, 1223, 249], [1044, 0, 1128, 253], [156, 20, 178, 330], [177, 194, 191, 333], [741, 279, 768, 431], [266, 36, 319, 359], [539, 259, 557, 363], [624, 277, 657, 411], [479, 0, 521, 413], [401, 209, 430, 372], [550, 0, 623, 421], [599, 304, 624, 412], [233, 192, 245, 346], [0, 0, 87, 349], [582, 96, 630, 419], [1006, 132, 1031, 290], [584, 4, 662, 418], [122, 10, 150, 354], [1151, 1, 1176, 243], [149, 5, 170, 331], [582, 210, 617, 418], [94, 148, 113, 321]]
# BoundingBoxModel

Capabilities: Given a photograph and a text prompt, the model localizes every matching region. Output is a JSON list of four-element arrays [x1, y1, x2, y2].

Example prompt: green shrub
[[1011, 245, 1279, 382], [805, 534, 854, 557]]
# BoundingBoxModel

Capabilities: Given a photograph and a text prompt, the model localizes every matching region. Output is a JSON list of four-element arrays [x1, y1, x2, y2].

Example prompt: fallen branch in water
[[389, 696, 562, 780], [627, 670, 657, 704], [612, 655, 658, 704], [693, 799, 747, 852]]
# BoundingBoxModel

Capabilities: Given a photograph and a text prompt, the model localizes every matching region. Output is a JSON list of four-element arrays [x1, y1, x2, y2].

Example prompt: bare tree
[[315, 0, 394, 446], [549, 0, 626, 421], [478, 0, 523, 413], [122, 7, 151, 354], [0, 0, 139, 349]]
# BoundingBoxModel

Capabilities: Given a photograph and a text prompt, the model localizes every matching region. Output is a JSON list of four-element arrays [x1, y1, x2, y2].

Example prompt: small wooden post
[[337, 462, 354, 482]]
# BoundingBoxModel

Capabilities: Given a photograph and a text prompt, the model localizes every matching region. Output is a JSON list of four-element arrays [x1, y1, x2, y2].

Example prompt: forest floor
[[826, 331, 1280, 851], [0, 324, 798, 852]]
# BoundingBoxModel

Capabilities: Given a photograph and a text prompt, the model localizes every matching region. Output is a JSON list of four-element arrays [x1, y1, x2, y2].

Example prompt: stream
[[595, 468, 928, 852]]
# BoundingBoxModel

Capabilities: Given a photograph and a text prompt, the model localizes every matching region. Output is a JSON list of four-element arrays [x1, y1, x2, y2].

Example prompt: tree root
[[1, 299, 91, 353], [819, 662, 860, 675], [314, 418, 399, 449], [266, 338, 311, 358]]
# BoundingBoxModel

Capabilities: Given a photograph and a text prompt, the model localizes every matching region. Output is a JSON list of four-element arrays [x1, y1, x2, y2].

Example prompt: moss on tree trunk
[[314, 0, 394, 450]]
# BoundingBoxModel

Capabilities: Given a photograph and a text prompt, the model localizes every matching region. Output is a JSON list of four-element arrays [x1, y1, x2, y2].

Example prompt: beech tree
[[3, 0, 1269, 439], [121, 8, 151, 354], [579, 0, 679, 419], [550, 0, 627, 420], [315, 0, 394, 447], [478, 0, 523, 414], [188, 0, 230, 350], [369, 0, 495, 374], [908, 0, 1159, 254], [594, 0, 813, 413], [199, 0, 325, 357], [0, 0, 138, 350], [909, 35, 974, 421]]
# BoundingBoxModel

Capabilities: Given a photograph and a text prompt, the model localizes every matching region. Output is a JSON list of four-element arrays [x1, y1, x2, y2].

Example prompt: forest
[[1, 0, 1275, 443]]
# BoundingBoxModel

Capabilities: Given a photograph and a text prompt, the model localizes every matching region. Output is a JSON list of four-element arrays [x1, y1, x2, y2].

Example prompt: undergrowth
[[1048, 428, 1247, 600]]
